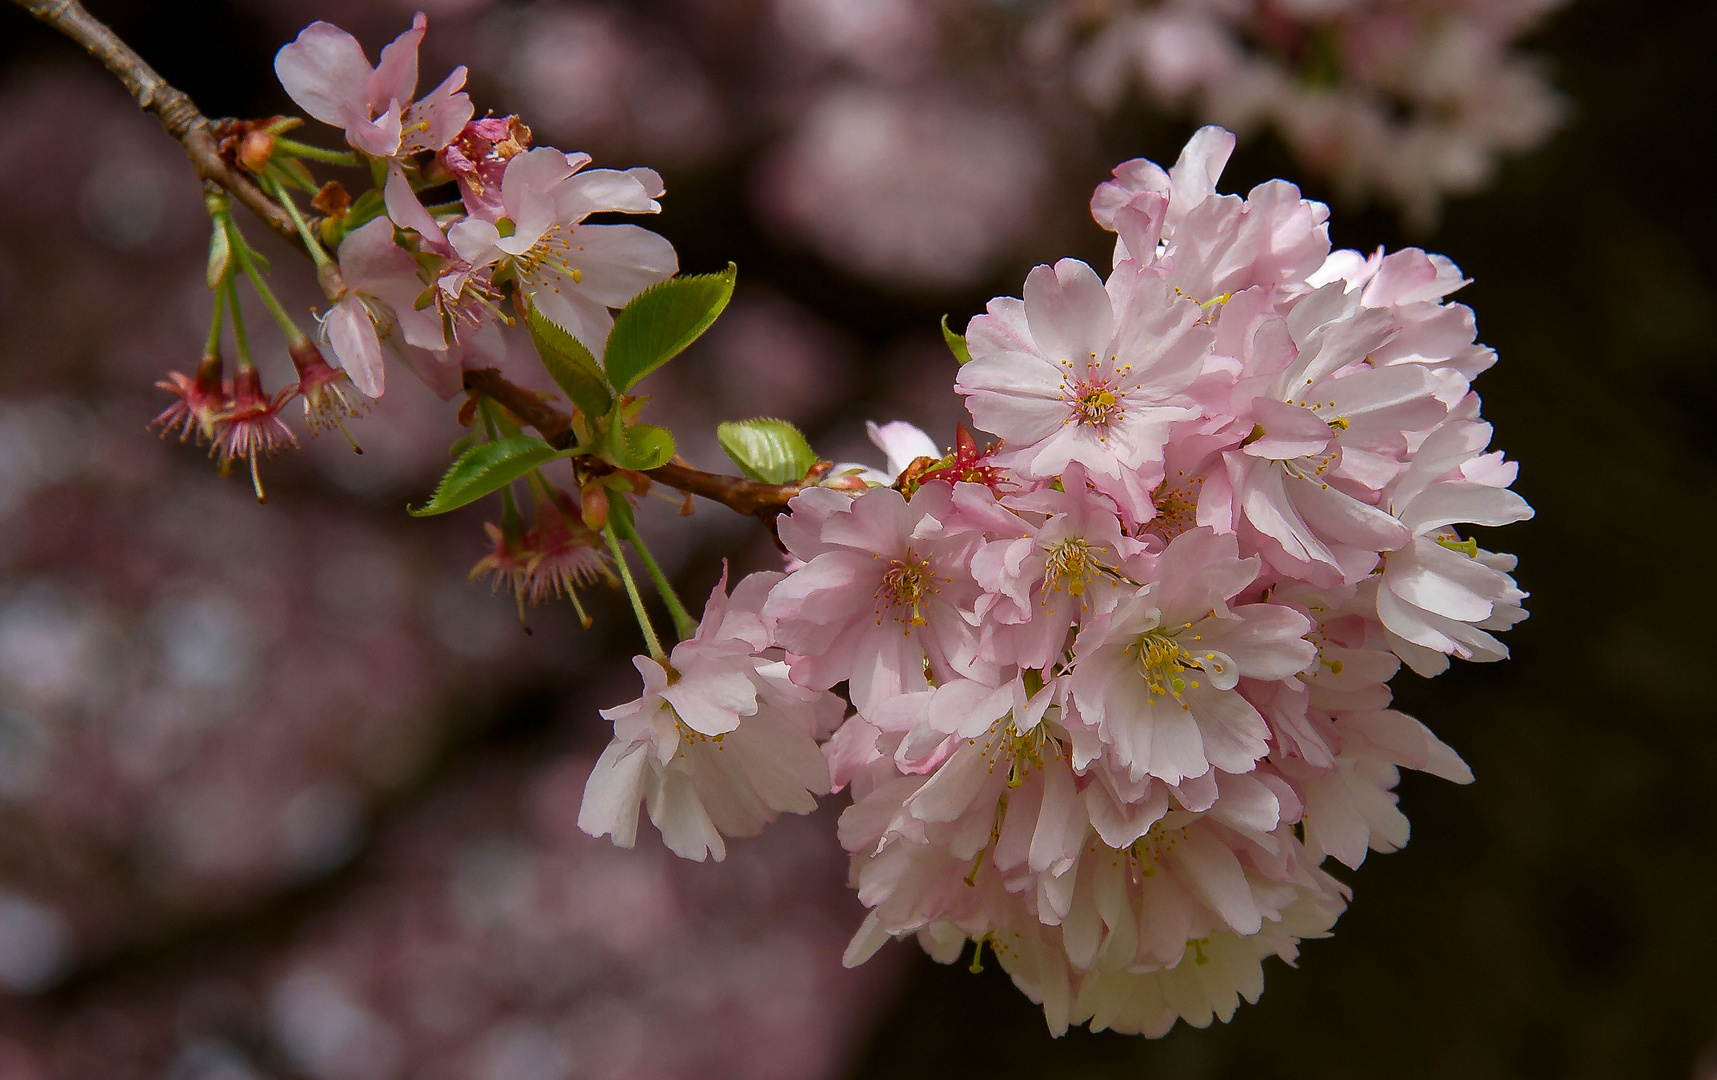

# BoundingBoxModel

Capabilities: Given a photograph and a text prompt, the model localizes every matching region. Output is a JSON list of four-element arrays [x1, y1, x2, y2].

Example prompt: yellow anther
[[1436, 535, 1479, 558]]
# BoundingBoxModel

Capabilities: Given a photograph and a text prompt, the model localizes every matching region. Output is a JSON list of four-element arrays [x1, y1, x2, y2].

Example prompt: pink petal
[[367, 12, 426, 115], [1023, 259, 1112, 369], [325, 295, 385, 398], [275, 21, 370, 128]]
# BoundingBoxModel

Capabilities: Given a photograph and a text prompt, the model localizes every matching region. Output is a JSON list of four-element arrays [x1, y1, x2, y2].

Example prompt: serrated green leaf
[[717, 418, 818, 485], [941, 315, 973, 365], [408, 436, 565, 516], [604, 264, 737, 393], [526, 303, 612, 417], [607, 415, 676, 471]]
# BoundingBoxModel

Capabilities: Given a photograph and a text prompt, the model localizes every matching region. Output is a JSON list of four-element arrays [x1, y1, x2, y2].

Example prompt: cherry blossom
[[443, 147, 678, 352], [320, 217, 445, 399], [275, 13, 473, 160], [1375, 419, 1533, 675], [957, 258, 1211, 522], [762, 483, 993, 718], [580, 573, 838, 862], [1069, 528, 1316, 785]]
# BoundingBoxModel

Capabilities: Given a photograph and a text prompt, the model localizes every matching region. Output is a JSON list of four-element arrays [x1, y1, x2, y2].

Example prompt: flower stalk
[[602, 500, 666, 663], [610, 507, 697, 642], [272, 136, 359, 166], [222, 213, 313, 350]]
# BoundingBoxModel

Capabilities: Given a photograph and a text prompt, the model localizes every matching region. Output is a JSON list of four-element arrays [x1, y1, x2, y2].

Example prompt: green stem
[[224, 275, 253, 369], [612, 510, 698, 641], [478, 400, 527, 532], [273, 137, 360, 166], [266, 175, 335, 276], [204, 284, 226, 356], [604, 512, 667, 662], [477, 397, 502, 441], [498, 476, 523, 538], [223, 215, 310, 347]]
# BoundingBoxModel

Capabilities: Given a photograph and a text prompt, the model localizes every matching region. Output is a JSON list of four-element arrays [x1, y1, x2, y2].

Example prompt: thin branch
[[12, 0, 304, 252], [461, 369, 804, 525], [19, 0, 807, 528]]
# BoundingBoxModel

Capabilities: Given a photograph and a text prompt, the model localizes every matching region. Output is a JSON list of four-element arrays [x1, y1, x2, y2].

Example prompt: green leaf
[[941, 315, 973, 365], [526, 303, 612, 417], [408, 436, 565, 516], [603, 264, 737, 393], [607, 414, 676, 471], [448, 429, 482, 458], [717, 418, 818, 484], [268, 156, 319, 194]]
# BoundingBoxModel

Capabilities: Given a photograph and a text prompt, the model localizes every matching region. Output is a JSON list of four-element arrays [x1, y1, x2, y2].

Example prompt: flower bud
[[580, 482, 609, 532], [237, 129, 274, 174]]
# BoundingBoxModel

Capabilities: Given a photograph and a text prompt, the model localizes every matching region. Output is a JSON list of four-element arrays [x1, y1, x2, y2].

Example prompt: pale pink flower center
[[1064, 373, 1123, 428], [1128, 821, 1189, 879], [515, 222, 586, 287], [1149, 473, 1203, 540], [877, 551, 935, 629], [1123, 628, 1237, 707], [1043, 537, 1099, 597]]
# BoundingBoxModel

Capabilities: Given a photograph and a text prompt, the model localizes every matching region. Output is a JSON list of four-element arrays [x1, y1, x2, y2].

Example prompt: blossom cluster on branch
[[578, 125, 1533, 1034], [33, 1, 1534, 1043]]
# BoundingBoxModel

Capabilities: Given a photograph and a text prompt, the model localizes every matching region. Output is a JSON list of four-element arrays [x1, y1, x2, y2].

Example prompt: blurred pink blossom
[[755, 85, 1048, 289]]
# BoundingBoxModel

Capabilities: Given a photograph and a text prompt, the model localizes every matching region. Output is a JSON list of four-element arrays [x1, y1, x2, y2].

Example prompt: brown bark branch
[[18, 0, 805, 526], [12, 0, 304, 252], [461, 369, 803, 524]]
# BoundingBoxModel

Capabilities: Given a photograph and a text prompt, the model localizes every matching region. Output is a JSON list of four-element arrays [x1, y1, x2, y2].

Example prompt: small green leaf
[[607, 413, 676, 471], [717, 418, 818, 484], [448, 429, 482, 458], [268, 156, 319, 194], [409, 436, 565, 516], [604, 264, 737, 393], [526, 303, 612, 417], [941, 315, 973, 365]]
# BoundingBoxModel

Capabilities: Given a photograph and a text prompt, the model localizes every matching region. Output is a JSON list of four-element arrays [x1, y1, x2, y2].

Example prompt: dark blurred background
[[0, 0, 1711, 1077]]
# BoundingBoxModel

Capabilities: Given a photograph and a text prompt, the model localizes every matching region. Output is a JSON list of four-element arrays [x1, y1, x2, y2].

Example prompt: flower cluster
[[582, 126, 1531, 1035], [152, 13, 681, 599], [1034, 0, 1568, 225], [270, 13, 677, 396]]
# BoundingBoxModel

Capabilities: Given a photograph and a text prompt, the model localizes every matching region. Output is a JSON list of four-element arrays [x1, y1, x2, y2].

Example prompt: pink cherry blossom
[[1069, 528, 1316, 785], [320, 217, 446, 399], [835, 419, 942, 486], [275, 13, 473, 160], [763, 482, 995, 719], [439, 115, 530, 222], [578, 572, 837, 862], [1210, 284, 1450, 586], [1092, 126, 1332, 305], [1375, 419, 1533, 675], [443, 147, 677, 352], [970, 465, 1144, 670], [957, 258, 1211, 523]]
